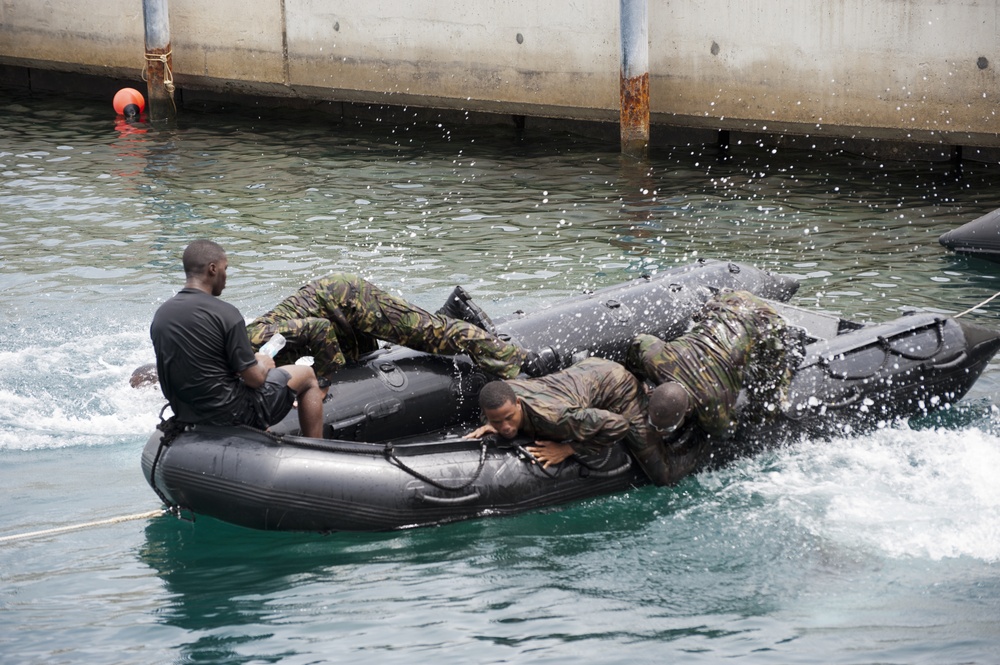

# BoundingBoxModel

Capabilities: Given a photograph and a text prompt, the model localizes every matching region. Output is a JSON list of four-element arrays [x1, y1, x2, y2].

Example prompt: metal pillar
[[142, 0, 176, 122], [619, 0, 649, 157]]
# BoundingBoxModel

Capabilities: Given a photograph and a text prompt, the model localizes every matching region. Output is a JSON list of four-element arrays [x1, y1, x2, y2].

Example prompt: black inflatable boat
[[141, 259, 1000, 532], [939, 207, 1000, 262]]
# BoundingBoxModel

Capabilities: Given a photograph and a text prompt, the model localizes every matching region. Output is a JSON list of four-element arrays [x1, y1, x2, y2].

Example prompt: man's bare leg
[[281, 365, 323, 438]]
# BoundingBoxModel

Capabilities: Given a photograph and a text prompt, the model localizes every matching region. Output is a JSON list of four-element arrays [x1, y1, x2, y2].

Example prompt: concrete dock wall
[[1, 0, 997, 147]]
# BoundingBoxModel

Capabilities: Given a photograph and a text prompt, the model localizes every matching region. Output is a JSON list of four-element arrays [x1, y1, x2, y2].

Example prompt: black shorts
[[250, 368, 297, 429]]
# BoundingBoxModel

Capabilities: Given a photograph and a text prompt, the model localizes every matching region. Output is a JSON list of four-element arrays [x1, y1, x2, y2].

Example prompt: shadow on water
[[940, 252, 1000, 279], [138, 516, 439, 663], [137, 473, 805, 662], [136, 494, 673, 611]]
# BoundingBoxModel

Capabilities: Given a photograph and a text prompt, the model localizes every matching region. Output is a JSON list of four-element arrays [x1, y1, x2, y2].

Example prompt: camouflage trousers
[[246, 274, 528, 380]]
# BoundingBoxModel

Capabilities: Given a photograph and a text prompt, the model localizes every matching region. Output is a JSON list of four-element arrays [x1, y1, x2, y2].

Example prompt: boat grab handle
[[824, 386, 863, 409], [574, 445, 634, 478], [579, 458, 633, 478], [878, 318, 945, 361], [927, 350, 968, 370], [327, 414, 367, 430], [414, 489, 482, 505]]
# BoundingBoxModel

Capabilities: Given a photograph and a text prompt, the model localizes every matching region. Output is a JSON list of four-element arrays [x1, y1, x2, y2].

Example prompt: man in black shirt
[[150, 240, 323, 438]]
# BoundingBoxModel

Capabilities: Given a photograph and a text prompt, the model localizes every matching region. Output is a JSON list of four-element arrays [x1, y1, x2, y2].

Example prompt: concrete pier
[[1, 0, 997, 148]]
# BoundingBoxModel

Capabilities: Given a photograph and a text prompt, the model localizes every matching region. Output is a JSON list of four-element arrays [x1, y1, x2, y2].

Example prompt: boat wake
[[716, 413, 1000, 562], [0, 331, 163, 451]]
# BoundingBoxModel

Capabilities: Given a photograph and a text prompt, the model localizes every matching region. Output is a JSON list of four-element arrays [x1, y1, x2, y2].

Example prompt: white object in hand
[[259, 333, 286, 358]]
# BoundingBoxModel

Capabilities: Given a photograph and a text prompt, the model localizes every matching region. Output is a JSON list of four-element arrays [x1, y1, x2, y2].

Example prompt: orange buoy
[[113, 88, 146, 118]]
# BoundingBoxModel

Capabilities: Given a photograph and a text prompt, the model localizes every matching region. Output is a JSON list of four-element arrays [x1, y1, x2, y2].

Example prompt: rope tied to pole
[[142, 49, 175, 93]]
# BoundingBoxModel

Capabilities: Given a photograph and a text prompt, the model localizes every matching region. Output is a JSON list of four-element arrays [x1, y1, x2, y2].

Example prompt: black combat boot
[[520, 346, 560, 378], [437, 285, 498, 334]]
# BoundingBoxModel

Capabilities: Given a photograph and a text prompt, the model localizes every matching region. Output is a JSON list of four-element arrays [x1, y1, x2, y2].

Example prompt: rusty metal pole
[[142, 0, 176, 122], [619, 0, 649, 157]]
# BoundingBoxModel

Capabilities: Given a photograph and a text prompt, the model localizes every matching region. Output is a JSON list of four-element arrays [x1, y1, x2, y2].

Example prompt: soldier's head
[[479, 381, 523, 439], [183, 239, 228, 296], [647, 382, 691, 437]]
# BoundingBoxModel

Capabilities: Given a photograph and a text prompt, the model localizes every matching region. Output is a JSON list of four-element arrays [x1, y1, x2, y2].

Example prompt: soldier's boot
[[520, 346, 560, 378], [437, 285, 498, 334]]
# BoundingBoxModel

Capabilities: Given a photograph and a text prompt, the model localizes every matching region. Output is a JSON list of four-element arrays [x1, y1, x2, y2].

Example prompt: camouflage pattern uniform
[[505, 357, 649, 455], [627, 289, 795, 440], [246, 274, 529, 380]]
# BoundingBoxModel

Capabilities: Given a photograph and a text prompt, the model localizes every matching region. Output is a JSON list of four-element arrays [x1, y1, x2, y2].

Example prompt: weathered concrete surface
[[282, 1, 619, 118], [655, 0, 1000, 145], [0, 2, 143, 75], [1, 0, 997, 146]]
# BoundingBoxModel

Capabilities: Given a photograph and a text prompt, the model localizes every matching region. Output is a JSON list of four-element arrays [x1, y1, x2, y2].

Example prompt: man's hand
[[525, 440, 575, 468], [468, 424, 498, 439], [241, 353, 277, 389], [256, 352, 276, 371]]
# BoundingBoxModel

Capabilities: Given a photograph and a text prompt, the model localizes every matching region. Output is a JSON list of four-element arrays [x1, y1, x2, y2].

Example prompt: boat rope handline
[[573, 446, 614, 471], [147, 405, 190, 518], [571, 446, 635, 478], [515, 443, 558, 478], [383, 440, 488, 492], [237, 422, 285, 443], [955, 290, 1000, 318], [0, 509, 168, 545]]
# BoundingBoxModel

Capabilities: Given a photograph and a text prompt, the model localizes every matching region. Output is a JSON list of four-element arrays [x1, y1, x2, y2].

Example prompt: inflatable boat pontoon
[[141, 259, 1000, 532], [939, 207, 1000, 262]]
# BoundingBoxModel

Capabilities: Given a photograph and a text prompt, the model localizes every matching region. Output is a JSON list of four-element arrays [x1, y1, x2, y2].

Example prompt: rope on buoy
[[0, 509, 168, 545], [955, 290, 1000, 318]]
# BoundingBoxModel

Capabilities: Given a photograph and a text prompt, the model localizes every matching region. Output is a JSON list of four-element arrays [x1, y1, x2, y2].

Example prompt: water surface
[[2, 90, 999, 664]]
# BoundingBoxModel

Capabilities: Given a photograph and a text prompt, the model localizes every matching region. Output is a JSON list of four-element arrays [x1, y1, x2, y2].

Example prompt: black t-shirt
[[150, 287, 259, 425]]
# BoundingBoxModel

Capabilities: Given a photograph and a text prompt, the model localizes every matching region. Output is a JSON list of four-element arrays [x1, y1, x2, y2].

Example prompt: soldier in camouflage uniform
[[469, 357, 650, 469], [627, 289, 797, 442], [246, 273, 531, 383]]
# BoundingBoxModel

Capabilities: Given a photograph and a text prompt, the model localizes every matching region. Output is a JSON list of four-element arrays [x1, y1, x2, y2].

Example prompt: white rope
[[955, 290, 1000, 318], [141, 49, 178, 114], [0, 509, 167, 544], [142, 49, 175, 93]]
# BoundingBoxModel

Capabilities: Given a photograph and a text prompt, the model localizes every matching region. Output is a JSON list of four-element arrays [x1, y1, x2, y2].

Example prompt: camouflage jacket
[[627, 289, 793, 439], [506, 356, 649, 455]]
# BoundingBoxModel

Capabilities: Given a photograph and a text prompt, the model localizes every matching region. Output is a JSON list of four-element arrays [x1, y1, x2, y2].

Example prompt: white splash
[[0, 331, 164, 451], [732, 424, 1000, 562]]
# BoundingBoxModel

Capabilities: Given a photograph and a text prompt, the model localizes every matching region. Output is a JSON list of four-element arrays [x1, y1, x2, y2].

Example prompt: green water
[[2, 89, 1000, 663]]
